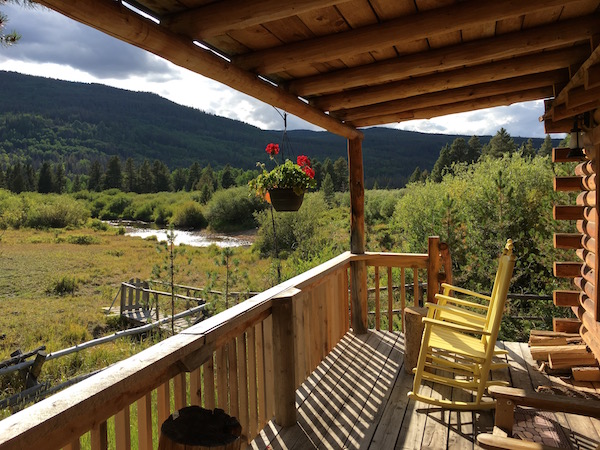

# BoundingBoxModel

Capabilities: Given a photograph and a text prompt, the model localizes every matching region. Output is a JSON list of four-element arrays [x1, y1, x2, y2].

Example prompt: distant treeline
[[0, 155, 351, 200]]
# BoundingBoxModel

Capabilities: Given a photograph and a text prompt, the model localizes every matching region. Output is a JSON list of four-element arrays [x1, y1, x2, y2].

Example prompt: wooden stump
[[158, 406, 242, 450], [404, 306, 427, 374]]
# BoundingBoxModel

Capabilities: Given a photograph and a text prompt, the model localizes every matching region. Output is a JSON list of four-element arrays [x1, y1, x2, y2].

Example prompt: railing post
[[427, 236, 441, 304], [348, 137, 368, 334], [272, 288, 298, 427], [120, 282, 126, 315]]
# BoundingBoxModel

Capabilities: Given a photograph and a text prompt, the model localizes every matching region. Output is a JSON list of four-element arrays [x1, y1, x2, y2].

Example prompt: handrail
[[0, 249, 443, 450], [0, 251, 354, 450]]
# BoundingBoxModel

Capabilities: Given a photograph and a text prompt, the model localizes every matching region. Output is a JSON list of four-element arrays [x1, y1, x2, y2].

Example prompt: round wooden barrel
[[158, 406, 242, 450]]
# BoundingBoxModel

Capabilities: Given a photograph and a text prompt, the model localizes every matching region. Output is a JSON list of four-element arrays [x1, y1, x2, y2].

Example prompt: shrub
[[171, 201, 207, 229], [205, 187, 266, 231], [66, 234, 99, 245], [26, 195, 90, 229], [133, 202, 154, 222], [153, 205, 172, 225], [47, 275, 79, 296], [99, 194, 132, 219], [89, 218, 109, 231]]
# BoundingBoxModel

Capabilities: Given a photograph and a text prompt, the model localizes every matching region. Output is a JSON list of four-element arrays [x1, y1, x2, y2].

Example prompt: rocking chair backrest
[[482, 239, 515, 349]]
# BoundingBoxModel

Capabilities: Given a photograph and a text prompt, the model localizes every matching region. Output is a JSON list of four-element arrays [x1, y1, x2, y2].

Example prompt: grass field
[[0, 225, 274, 410]]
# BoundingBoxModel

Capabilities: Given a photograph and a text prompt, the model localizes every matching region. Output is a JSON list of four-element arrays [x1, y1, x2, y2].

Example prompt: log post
[[427, 236, 441, 304], [348, 137, 368, 334], [271, 288, 298, 427], [404, 306, 427, 373]]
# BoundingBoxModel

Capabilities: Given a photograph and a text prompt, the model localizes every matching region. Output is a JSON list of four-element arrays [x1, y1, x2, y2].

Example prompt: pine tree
[[431, 144, 451, 182], [322, 172, 335, 206], [333, 157, 348, 191], [152, 160, 171, 192], [24, 162, 35, 191], [172, 168, 187, 191], [538, 135, 553, 157], [408, 167, 423, 184], [104, 155, 122, 190], [138, 160, 154, 193], [123, 157, 137, 192], [53, 162, 65, 193], [482, 128, 516, 158], [186, 162, 201, 191], [0, 2, 22, 46], [88, 160, 103, 192], [519, 138, 536, 158], [9, 161, 24, 193], [467, 135, 482, 162], [220, 164, 235, 189], [37, 161, 53, 193]]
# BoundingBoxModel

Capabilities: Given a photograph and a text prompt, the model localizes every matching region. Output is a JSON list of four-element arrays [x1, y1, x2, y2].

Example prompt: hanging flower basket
[[268, 188, 305, 211], [249, 143, 316, 212]]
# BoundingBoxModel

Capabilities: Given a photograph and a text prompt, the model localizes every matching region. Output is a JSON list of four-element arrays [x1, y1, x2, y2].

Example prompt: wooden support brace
[[553, 317, 582, 333], [585, 63, 600, 89], [554, 205, 585, 220], [554, 176, 584, 191], [553, 262, 583, 278], [554, 233, 583, 249], [553, 290, 581, 307]]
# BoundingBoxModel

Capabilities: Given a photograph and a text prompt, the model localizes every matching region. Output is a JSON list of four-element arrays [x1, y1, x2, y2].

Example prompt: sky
[[0, 2, 553, 138]]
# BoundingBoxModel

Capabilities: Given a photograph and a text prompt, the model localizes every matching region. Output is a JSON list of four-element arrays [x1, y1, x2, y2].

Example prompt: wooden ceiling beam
[[349, 87, 554, 128], [547, 42, 600, 121], [234, 0, 580, 74], [162, 0, 351, 40], [313, 52, 576, 112], [288, 15, 599, 97], [34, 0, 362, 140], [334, 71, 565, 122], [568, 84, 600, 109]]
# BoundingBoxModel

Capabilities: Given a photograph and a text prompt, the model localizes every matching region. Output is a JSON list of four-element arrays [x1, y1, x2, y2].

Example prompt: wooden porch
[[251, 330, 600, 450]]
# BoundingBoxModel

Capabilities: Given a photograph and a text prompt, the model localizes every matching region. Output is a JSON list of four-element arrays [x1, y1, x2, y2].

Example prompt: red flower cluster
[[265, 143, 280, 156], [297, 155, 315, 179]]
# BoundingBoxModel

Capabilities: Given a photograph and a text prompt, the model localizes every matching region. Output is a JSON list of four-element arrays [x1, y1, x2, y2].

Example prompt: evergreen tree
[[481, 128, 516, 158], [467, 135, 482, 162], [0, 2, 21, 46], [538, 135, 553, 157], [37, 161, 53, 193], [152, 160, 172, 192], [197, 164, 216, 192], [322, 158, 335, 189], [88, 160, 103, 192], [408, 166, 423, 184], [123, 157, 137, 192], [186, 162, 202, 191], [199, 183, 212, 204], [312, 160, 323, 189], [72, 174, 82, 192], [138, 159, 154, 193], [519, 138, 536, 158], [104, 155, 122, 190], [431, 144, 451, 182], [53, 162, 65, 193], [9, 161, 24, 193], [333, 157, 348, 191], [322, 173, 335, 206], [24, 162, 35, 191], [172, 168, 187, 191], [0, 166, 4, 188], [220, 164, 235, 189]]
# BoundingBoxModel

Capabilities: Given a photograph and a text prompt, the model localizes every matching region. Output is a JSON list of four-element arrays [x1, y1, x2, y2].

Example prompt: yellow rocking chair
[[407, 239, 516, 410]]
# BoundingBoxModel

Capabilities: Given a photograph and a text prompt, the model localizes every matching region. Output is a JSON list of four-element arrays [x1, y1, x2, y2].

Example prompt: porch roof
[[36, 0, 600, 139]]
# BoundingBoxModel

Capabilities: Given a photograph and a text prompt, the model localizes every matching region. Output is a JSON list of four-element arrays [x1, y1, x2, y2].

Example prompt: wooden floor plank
[[248, 336, 597, 450], [342, 332, 404, 449], [316, 331, 395, 449]]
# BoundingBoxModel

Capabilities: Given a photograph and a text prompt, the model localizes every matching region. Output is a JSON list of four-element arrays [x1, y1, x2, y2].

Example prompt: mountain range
[[0, 71, 557, 188]]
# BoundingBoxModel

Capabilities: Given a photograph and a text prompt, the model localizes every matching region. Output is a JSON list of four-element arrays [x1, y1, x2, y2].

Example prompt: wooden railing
[[0, 241, 447, 450]]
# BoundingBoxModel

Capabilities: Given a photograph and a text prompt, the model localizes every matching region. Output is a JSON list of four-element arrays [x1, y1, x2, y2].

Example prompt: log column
[[348, 137, 367, 334]]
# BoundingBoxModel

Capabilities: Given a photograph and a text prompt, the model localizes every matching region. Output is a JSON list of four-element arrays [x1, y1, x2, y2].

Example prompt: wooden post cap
[[158, 406, 242, 450]]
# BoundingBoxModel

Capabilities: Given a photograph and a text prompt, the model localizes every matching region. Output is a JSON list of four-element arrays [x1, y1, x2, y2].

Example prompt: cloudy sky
[[0, 2, 552, 138]]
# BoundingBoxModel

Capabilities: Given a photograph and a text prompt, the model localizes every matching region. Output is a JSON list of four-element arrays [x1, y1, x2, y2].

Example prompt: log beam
[[163, 0, 351, 40], [288, 17, 597, 97], [350, 87, 553, 128], [348, 137, 367, 334], [554, 233, 583, 249], [553, 290, 581, 307], [554, 176, 584, 192], [333, 73, 563, 122], [36, 0, 362, 141], [554, 205, 585, 221], [234, 0, 584, 74]]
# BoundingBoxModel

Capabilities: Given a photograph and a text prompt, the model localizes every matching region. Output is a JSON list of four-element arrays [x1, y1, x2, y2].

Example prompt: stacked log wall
[[553, 144, 600, 361]]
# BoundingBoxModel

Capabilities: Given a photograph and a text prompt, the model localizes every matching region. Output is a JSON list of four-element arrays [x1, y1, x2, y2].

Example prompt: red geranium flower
[[303, 166, 315, 179], [297, 155, 311, 167], [265, 143, 280, 156]]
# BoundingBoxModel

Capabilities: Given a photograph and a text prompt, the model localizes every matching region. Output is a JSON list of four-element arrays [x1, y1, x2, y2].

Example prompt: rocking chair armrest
[[440, 283, 492, 302], [422, 317, 491, 335], [424, 302, 487, 324], [435, 294, 490, 310], [488, 386, 600, 418], [477, 433, 559, 450]]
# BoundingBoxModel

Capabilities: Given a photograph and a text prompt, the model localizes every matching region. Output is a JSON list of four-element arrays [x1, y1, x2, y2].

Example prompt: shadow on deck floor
[[250, 330, 600, 450]]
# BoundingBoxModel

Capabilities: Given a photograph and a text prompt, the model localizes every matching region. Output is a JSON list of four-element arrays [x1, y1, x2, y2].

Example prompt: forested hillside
[[0, 71, 554, 187]]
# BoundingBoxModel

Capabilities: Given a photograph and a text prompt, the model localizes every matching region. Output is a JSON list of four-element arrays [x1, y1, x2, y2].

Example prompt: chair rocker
[[407, 239, 516, 410]]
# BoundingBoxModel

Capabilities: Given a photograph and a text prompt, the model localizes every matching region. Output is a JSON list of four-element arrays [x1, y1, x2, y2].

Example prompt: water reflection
[[107, 221, 254, 248]]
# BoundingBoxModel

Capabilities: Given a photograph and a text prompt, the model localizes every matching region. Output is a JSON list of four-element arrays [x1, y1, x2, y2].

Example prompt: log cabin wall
[[553, 138, 600, 361]]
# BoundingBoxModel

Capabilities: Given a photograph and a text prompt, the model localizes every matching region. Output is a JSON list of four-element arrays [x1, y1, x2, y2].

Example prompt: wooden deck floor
[[250, 330, 600, 450]]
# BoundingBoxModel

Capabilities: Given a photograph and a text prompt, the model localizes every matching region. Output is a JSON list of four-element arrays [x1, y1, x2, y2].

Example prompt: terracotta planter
[[268, 188, 304, 211]]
